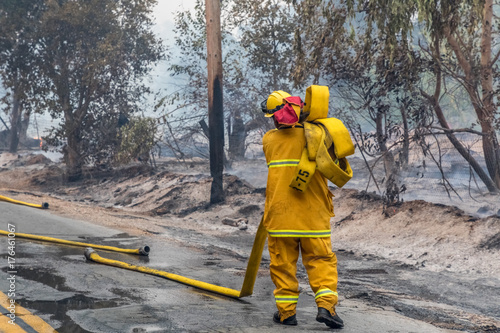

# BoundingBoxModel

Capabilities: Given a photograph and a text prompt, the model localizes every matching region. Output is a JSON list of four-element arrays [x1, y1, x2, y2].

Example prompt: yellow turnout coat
[[262, 126, 334, 237]]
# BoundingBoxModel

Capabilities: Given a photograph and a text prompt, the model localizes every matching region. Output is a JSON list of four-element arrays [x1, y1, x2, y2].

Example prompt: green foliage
[[116, 117, 159, 165], [0, 0, 45, 113], [288, 0, 438, 197], [9, 0, 165, 178], [163, 0, 297, 159], [344, 0, 485, 56], [289, 1, 427, 124], [336, 0, 500, 191], [226, 0, 296, 91], [288, 0, 349, 86]]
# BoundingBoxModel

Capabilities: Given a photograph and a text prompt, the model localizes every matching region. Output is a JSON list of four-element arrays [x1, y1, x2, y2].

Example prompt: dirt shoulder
[[0, 153, 499, 279]]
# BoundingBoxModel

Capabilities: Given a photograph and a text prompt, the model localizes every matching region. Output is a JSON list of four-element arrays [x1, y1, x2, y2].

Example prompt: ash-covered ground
[[1, 151, 499, 332]]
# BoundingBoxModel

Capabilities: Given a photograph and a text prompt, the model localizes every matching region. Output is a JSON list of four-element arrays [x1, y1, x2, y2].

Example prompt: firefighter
[[261, 90, 344, 329]]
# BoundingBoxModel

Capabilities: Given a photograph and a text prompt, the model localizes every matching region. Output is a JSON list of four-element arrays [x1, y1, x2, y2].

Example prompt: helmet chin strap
[[261, 99, 285, 116]]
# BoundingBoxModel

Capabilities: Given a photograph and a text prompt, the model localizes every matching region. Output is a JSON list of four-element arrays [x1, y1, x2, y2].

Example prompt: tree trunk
[[206, 0, 225, 204], [422, 90, 498, 193], [435, 26, 499, 193], [228, 109, 246, 160], [200, 119, 231, 169], [481, 128, 500, 188], [63, 109, 83, 181], [400, 105, 409, 170], [65, 130, 83, 181], [376, 109, 400, 202], [478, 0, 500, 188], [19, 110, 31, 144], [8, 95, 21, 153]]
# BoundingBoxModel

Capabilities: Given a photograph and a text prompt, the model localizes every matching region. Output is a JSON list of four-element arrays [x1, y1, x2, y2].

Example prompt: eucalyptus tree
[[290, 0, 500, 194], [0, 0, 45, 153], [344, 0, 500, 192], [226, 0, 296, 94], [167, 0, 296, 161], [289, 0, 430, 201], [30, 0, 163, 180], [226, 0, 297, 159]]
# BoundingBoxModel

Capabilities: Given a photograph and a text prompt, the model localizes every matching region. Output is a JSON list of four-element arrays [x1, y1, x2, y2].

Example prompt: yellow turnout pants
[[268, 236, 339, 320]]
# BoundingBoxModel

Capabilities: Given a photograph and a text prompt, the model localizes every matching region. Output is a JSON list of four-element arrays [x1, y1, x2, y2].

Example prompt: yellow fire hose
[[0, 194, 49, 209], [1, 189, 266, 298], [85, 218, 268, 298], [0, 230, 150, 256], [239, 218, 267, 297]]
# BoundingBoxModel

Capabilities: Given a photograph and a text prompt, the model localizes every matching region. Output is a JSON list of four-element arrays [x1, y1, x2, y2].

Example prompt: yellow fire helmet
[[263, 90, 291, 117]]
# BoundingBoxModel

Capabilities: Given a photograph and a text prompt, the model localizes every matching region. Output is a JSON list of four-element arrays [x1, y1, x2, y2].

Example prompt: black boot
[[316, 307, 344, 329], [273, 311, 298, 325]]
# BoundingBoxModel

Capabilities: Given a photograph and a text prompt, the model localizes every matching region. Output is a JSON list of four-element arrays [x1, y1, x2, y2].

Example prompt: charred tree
[[422, 34, 499, 193], [206, 0, 225, 204], [228, 109, 246, 161]]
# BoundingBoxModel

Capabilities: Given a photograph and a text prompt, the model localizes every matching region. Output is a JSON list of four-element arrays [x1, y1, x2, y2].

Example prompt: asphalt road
[[0, 201, 496, 332]]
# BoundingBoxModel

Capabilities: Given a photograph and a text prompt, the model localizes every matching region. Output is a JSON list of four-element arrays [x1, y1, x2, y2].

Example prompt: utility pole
[[205, 0, 225, 204]]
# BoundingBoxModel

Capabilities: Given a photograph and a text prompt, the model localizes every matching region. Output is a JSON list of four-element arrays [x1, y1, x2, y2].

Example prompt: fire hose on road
[[0, 194, 149, 255], [85, 218, 268, 298], [0, 194, 49, 209], [0, 230, 150, 256], [1, 190, 267, 298]]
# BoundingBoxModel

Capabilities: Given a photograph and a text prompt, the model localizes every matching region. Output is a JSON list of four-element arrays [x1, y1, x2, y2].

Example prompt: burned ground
[[1, 152, 499, 332]]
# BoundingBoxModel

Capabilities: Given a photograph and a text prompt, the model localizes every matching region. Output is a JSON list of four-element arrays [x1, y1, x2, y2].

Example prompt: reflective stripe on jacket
[[268, 230, 331, 237], [263, 127, 334, 236]]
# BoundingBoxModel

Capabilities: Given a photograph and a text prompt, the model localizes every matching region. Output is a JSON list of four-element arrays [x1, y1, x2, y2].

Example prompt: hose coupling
[[84, 247, 96, 260], [139, 246, 150, 256]]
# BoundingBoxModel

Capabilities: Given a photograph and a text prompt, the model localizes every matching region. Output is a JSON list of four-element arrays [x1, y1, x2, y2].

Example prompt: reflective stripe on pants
[[275, 295, 299, 304], [268, 236, 339, 320], [315, 288, 338, 300]]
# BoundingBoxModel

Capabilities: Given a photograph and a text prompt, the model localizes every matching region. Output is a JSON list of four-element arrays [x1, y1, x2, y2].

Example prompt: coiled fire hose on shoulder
[[85, 217, 268, 298], [0, 230, 150, 256], [0, 194, 49, 209]]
